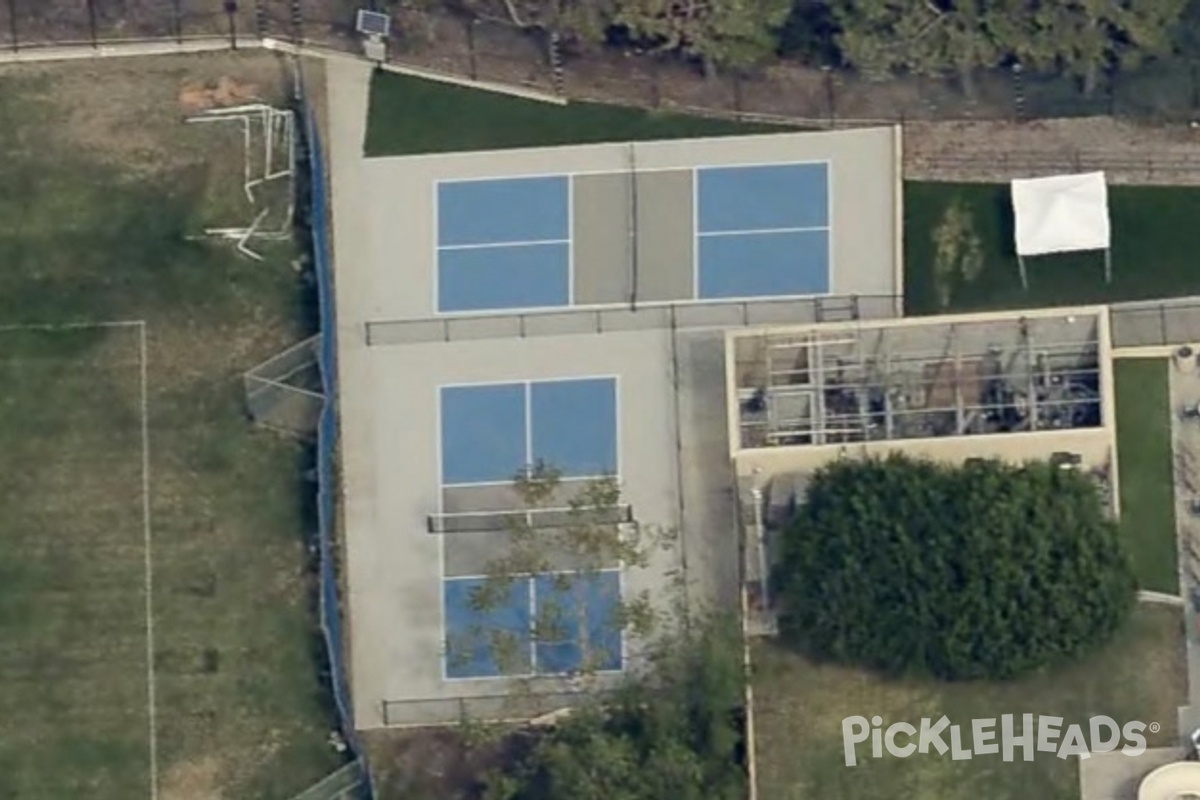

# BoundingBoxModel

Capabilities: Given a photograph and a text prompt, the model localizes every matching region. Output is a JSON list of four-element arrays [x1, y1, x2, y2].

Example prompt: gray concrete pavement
[[324, 57, 380, 729], [1169, 352, 1200, 710]]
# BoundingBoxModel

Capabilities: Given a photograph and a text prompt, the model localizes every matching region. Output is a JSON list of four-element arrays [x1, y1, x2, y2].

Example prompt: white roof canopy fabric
[[1010, 172, 1111, 257]]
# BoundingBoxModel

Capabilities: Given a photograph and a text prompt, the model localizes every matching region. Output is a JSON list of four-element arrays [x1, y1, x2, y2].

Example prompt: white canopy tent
[[1010, 172, 1112, 289]]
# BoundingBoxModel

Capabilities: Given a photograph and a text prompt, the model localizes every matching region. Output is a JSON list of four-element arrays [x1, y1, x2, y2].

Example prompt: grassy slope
[[365, 72, 785, 156], [753, 604, 1186, 800], [905, 183, 1200, 315], [0, 57, 338, 799], [1114, 359, 1179, 593]]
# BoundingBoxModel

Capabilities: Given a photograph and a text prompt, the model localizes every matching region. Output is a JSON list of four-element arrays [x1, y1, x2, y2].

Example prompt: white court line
[[438, 238, 570, 252], [696, 225, 830, 238], [139, 321, 159, 800]]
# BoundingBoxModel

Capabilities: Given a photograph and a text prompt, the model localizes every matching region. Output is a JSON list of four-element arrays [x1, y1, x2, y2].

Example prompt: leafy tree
[[446, 462, 677, 685], [1017, 0, 1187, 96], [774, 455, 1136, 680], [827, 0, 1009, 92], [483, 614, 747, 800], [611, 0, 794, 75], [931, 197, 984, 309]]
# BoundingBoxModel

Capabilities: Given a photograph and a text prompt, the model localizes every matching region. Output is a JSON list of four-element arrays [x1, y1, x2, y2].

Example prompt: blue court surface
[[440, 378, 618, 485], [437, 177, 571, 313], [434, 163, 832, 312], [697, 162, 830, 299], [444, 570, 622, 678]]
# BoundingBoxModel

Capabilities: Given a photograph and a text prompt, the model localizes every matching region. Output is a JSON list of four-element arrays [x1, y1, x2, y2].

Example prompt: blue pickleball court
[[695, 162, 831, 300], [436, 176, 571, 313], [443, 570, 622, 678], [439, 378, 618, 486]]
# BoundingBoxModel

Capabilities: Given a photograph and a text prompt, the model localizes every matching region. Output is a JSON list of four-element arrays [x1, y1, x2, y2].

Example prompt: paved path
[[1168, 353, 1200, 708], [323, 57, 383, 730]]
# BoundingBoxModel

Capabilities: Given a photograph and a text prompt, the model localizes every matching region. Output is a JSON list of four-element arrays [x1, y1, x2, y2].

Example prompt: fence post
[[87, 0, 98, 48], [733, 72, 744, 118], [1012, 62, 1025, 121], [225, 1, 238, 49], [290, 0, 303, 44], [1161, 305, 1169, 346], [467, 19, 479, 81], [821, 65, 835, 126], [549, 30, 565, 97], [253, 0, 267, 39], [7, 0, 17, 52]]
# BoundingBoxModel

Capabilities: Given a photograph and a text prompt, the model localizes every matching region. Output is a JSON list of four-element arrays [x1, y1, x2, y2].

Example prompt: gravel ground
[[904, 117, 1200, 185]]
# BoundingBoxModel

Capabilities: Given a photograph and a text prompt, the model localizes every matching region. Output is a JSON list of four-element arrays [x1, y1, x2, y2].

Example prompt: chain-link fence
[[288, 760, 367, 800], [5, 3, 1200, 128], [244, 335, 323, 437], [365, 295, 901, 347], [381, 688, 609, 728]]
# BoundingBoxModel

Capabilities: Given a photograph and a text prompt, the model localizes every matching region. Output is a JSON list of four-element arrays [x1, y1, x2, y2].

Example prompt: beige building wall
[[724, 306, 1118, 506]]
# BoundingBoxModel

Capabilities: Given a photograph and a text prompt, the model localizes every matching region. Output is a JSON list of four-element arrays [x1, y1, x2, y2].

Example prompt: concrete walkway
[[323, 57, 382, 730], [1168, 351, 1200, 709]]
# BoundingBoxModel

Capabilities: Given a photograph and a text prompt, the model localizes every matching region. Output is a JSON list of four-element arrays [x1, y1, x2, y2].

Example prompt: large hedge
[[774, 455, 1136, 680]]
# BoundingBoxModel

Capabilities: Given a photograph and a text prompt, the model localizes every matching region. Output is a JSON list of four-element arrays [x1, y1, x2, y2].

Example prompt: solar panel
[[356, 9, 391, 37]]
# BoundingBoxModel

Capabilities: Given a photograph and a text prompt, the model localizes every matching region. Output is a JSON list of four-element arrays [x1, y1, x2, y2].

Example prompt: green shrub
[[774, 455, 1136, 680]]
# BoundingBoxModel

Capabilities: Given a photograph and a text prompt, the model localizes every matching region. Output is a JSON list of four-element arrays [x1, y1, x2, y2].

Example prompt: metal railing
[[381, 688, 607, 728], [1110, 295, 1200, 349], [365, 295, 901, 346], [7, 4, 1200, 130]]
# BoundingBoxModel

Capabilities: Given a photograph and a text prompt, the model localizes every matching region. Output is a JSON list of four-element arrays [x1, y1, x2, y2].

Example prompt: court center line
[[139, 321, 159, 800]]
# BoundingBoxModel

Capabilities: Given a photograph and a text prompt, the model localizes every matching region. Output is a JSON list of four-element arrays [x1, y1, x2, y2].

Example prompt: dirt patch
[[904, 117, 1200, 185], [160, 755, 224, 800], [0, 52, 296, 175], [362, 726, 534, 800], [178, 76, 264, 114]]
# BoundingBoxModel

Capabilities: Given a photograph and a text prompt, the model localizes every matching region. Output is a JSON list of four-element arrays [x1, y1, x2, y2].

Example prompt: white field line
[[0, 320, 143, 332], [139, 321, 159, 800], [0, 318, 158, 796]]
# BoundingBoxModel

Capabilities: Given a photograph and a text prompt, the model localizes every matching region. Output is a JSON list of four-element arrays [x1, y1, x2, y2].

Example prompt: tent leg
[[1105, 248, 1112, 284], [1018, 255, 1028, 290]]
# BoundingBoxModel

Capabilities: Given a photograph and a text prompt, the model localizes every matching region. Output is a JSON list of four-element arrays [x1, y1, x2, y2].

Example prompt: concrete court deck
[[354, 126, 901, 323], [327, 67, 902, 728]]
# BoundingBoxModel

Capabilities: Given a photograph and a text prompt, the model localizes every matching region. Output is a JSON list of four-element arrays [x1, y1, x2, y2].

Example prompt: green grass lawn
[[905, 183, 1200, 315], [366, 72, 784, 156], [1114, 358, 1179, 594], [752, 604, 1186, 800], [0, 55, 340, 799]]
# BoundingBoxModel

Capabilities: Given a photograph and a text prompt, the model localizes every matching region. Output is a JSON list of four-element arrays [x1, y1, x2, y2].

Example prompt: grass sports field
[[0, 54, 340, 798]]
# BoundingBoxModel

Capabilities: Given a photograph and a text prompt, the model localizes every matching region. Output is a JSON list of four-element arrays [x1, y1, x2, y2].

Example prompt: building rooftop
[[728, 307, 1108, 453]]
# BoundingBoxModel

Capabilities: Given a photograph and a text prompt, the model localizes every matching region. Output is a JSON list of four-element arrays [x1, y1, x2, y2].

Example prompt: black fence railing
[[6, 3, 1200, 129]]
